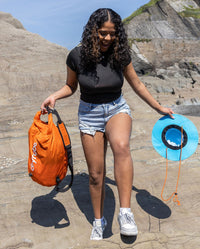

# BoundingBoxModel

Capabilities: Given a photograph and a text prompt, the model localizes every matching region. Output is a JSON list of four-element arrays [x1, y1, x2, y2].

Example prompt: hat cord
[[161, 126, 183, 206]]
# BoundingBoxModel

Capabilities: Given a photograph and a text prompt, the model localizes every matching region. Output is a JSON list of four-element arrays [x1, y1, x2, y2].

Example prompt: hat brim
[[152, 114, 199, 161]]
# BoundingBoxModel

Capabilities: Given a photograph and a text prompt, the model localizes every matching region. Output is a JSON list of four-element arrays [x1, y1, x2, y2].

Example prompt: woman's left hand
[[157, 107, 174, 119]]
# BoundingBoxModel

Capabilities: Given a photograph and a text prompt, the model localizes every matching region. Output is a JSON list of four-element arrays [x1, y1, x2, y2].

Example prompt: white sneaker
[[90, 217, 107, 240], [118, 211, 138, 236]]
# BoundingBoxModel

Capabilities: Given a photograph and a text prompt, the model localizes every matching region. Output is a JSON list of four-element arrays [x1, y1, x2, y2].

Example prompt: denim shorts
[[78, 95, 132, 136]]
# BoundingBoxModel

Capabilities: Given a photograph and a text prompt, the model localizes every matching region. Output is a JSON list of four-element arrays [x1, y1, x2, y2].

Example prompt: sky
[[0, 0, 150, 50]]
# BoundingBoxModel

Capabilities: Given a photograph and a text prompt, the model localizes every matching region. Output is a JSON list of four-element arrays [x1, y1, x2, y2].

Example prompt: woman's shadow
[[30, 173, 171, 241], [30, 174, 116, 237], [67, 173, 116, 239]]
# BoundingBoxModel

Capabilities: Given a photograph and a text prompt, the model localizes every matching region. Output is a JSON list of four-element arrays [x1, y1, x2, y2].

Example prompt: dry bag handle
[[46, 106, 62, 124]]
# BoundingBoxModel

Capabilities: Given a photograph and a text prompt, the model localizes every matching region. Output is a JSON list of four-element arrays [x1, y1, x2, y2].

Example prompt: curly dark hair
[[80, 8, 131, 71]]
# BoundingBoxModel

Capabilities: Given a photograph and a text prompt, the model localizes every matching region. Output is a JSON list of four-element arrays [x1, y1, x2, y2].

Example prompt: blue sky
[[0, 0, 149, 49]]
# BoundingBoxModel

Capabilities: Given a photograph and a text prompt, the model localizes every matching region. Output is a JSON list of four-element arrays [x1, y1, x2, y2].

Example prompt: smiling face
[[98, 21, 116, 52]]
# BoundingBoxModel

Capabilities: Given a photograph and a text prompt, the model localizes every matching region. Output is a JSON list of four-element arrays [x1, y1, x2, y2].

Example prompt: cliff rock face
[[0, 12, 68, 107], [125, 0, 200, 40], [124, 0, 200, 81]]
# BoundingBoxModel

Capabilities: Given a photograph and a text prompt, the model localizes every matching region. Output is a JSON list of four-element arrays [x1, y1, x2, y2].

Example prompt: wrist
[[50, 94, 57, 101]]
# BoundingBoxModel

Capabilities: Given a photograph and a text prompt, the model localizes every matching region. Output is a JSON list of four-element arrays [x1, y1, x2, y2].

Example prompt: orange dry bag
[[28, 107, 73, 188]]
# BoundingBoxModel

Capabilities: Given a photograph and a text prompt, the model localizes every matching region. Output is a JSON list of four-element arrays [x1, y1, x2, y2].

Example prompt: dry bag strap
[[47, 106, 73, 188], [161, 126, 183, 206], [57, 122, 73, 188]]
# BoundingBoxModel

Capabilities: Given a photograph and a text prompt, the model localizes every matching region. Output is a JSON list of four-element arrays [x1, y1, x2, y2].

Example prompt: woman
[[41, 8, 174, 240]]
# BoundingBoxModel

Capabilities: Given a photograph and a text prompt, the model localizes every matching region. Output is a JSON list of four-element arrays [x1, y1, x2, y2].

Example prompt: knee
[[113, 140, 130, 157], [89, 170, 105, 186]]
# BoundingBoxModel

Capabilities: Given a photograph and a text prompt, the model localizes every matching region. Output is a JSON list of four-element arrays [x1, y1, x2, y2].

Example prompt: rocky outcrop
[[0, 12, 68, 107], [125, 0, 200, 40], [0, 11, 25, 29], [124, 0, 200, 80]]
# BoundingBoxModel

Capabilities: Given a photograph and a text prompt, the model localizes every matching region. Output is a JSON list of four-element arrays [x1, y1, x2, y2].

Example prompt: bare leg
[[105, 113, 133, 208], [80, 132, 107, 219]]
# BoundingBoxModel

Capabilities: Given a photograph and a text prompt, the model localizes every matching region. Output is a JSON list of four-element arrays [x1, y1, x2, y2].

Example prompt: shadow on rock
[[30, 174, 171, 239], [69, 173, 116, 239], [30, 188, 70, 228], [133, 186, 171, 219], [105, 178, 171, 219], [31, 174, 116, 238]]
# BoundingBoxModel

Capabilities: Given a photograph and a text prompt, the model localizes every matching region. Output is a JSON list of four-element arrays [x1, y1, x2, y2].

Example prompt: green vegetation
[[123, 0, 161, 24], [128, 38, 152, 46], [122, 1, 200, 24], [179, 7, 200, 19]]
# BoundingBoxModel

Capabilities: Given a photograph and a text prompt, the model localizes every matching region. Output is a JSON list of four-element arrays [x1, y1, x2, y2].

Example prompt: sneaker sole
[[90, 237, 103, 240]]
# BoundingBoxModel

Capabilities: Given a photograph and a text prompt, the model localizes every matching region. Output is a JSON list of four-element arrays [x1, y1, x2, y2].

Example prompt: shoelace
[[91, 224, 102, 238], [121, 213, 135, 224]]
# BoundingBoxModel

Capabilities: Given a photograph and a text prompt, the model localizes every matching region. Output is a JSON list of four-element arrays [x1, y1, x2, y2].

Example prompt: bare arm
[[124, 62, 174, 118], [40, 66, 78, 114]]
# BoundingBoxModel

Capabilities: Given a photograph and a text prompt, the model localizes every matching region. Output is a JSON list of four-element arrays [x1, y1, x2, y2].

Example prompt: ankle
[[120, 207, 131, 214], [94, 216, 105, 227], [94, 218, 101, 227]]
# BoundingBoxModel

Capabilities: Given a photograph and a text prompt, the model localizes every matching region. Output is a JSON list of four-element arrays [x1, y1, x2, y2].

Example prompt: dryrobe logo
[[31, 142, 37, 171]]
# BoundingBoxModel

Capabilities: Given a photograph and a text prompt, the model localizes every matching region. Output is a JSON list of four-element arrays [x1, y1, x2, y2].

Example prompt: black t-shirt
[[66, 46, 131, 104]]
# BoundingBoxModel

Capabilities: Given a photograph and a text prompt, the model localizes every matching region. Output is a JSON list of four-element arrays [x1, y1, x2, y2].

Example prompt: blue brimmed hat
[[152, 114, 199, 161]]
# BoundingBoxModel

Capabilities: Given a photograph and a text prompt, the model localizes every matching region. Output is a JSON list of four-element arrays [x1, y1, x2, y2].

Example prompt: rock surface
[[124, 0, 200, 78], [0, 11, 68, 108], [0, 82, 200, 249], [0, 7, 200, 249]]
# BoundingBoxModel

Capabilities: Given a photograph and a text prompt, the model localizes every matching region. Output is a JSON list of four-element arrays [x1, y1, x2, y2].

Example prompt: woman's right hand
[[40, 95, 56, 114]]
